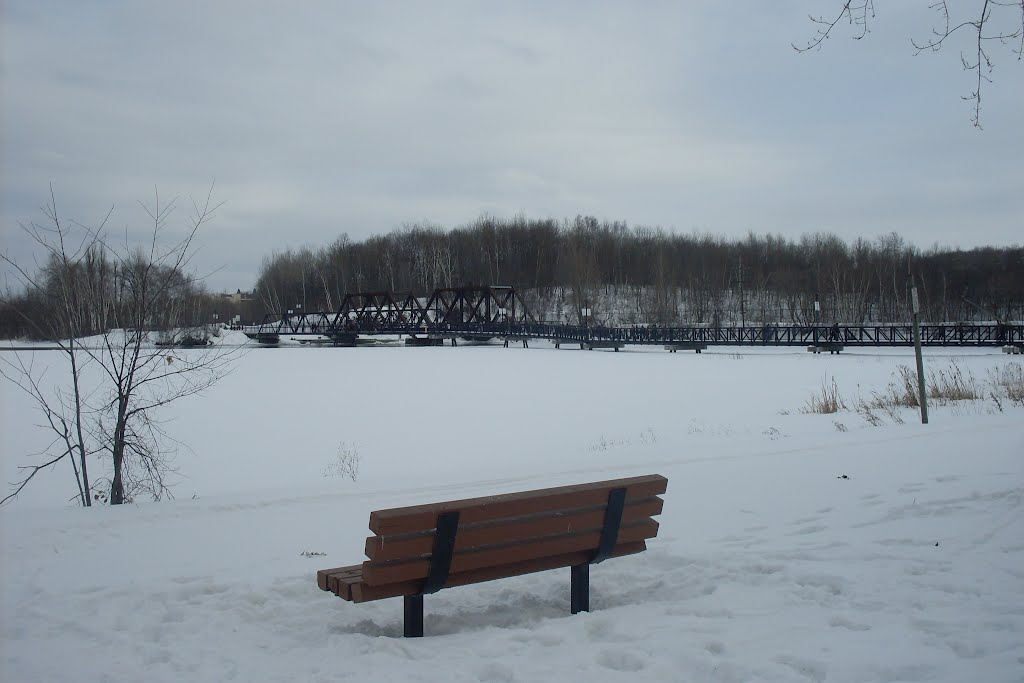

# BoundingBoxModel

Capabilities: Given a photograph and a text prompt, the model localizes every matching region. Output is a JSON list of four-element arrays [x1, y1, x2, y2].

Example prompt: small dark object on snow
[[935, 542, 939, 547], [837, 474, 849, 479]]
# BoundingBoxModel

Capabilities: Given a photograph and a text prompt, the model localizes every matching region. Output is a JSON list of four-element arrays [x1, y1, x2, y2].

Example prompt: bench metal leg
[[404, 595, 424, 637], [570, 564, 589, 614]]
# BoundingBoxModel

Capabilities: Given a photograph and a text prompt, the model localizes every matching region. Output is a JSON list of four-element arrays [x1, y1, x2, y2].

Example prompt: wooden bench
[[317, 473, 667, 637]]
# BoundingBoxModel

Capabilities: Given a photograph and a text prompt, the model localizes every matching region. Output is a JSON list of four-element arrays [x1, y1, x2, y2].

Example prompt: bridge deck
[[244, 319, 1023, 349]]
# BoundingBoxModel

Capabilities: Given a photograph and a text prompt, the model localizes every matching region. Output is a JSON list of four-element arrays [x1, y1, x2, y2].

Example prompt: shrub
[[324, 442, 360, 482]]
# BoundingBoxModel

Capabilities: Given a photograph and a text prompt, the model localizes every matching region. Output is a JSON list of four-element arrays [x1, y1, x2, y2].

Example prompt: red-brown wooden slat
[[330, 571, 364, 601], [318, 566, 363, 601], [317, 565, 361, 592], [362, 519, 658, 586], [365, 496, 663, 562], [368, 474, 668, 534], [350, 541, 648, 603]]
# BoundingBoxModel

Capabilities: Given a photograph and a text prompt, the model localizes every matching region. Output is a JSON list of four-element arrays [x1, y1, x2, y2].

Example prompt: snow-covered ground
[[1, 342, 1022, 682]]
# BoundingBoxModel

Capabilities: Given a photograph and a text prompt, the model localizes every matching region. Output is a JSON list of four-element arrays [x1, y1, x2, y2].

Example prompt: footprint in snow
[[596, 649, 645, 673], [474, 662, 518, 682], [829, 616, 871, 631], [776, 655, 827, 683]]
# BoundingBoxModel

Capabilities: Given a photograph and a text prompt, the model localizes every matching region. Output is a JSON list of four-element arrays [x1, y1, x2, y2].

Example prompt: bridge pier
[[664, 343, 707, 353], [405, 336, 444, 347], [554, 339, 624, 350], [583, 341, 624, 351], [807, 344, 844, 355], [328, 332, 358, 347]]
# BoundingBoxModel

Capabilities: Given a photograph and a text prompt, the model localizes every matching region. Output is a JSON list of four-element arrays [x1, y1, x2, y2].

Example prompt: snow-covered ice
[[1, 342, 1022, 682]]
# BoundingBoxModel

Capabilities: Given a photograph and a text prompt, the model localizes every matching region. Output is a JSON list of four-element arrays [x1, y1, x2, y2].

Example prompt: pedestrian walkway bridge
[[243, 286, 1023, 352]]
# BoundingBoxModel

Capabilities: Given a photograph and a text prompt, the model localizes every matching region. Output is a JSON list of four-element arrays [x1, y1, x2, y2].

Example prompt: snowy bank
[[2, 346, 1022, 681]]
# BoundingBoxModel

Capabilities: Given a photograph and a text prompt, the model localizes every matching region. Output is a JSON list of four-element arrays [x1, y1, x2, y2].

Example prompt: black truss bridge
[[244, 286, 1024, 351]]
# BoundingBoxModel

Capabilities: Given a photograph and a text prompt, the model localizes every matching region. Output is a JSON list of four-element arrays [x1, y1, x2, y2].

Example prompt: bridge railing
[[244, 317, 1024, 347]]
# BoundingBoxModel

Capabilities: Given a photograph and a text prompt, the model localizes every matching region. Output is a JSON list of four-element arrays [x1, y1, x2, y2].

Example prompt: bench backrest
[[350, 473, 667, 602]]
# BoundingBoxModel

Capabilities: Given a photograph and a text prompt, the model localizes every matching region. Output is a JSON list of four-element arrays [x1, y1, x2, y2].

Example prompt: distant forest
[[253, 216, 1024, 326], [4, 216, 1022, 340]]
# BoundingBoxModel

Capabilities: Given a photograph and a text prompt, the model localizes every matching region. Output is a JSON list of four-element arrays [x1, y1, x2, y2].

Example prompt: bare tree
[[0, 185, 238, 506], [794, 1, 1024, 126]]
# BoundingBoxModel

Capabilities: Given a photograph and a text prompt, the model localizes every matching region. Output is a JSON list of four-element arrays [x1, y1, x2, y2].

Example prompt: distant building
[[221, 289, 253, 305]]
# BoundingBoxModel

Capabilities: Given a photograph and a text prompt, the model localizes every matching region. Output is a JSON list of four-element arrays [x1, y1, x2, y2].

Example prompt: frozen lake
[[2, 341, 1022, 681]]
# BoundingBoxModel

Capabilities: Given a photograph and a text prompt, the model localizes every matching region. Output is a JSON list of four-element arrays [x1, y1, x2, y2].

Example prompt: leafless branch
[[793, 1, 876, 52], [796, 1, 1023, 126], [0, 448, 74, 505]]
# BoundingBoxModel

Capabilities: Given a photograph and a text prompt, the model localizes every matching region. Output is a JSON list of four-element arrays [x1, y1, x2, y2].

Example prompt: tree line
[[0, 245, 217, 341], [5, 214, 1022, 336], [254, 216, 1024, 326]]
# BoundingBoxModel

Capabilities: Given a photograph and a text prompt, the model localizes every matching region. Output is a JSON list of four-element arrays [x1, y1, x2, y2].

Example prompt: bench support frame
[[400, 485, 631, 636], [570, 564, 590, 614], [571, 486, 626, 614], [405, 510, 461, 637], [404, 595, 424, 638]]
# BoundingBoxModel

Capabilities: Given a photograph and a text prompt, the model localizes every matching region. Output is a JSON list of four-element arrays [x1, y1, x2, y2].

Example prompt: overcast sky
[[2, 1, 1022, 292]]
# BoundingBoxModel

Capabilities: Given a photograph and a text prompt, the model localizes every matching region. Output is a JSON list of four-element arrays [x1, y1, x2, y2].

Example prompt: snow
[[2, 343, 1023, 682]]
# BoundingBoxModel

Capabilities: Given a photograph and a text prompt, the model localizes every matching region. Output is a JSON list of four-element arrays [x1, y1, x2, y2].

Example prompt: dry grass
[[866, 361, 980, 411], [928, 363, 981, 402], [801, 361, 1023, 424], [989, 362, 1024, 407], [802, 377, 847, 414]]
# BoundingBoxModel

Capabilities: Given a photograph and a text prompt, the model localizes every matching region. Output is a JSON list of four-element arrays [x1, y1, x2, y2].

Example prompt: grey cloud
[[2, 1, 1022, 292]]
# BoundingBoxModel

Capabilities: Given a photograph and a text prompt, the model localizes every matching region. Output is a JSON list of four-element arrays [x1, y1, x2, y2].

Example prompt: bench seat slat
[[365, 496, 664, 562], [368, 474, 667, 535], [330, 572, 365, 601], [316, 564, 363, 600], [350, 540, 648, 603], [362, 519, 658, 586], [317, 565, 361, 591]]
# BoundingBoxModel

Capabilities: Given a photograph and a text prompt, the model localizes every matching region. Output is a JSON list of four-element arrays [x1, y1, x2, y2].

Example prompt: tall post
[[911, 283, 928, 424], [813, 297, 821, 346], [738, 255, 745, 328]]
